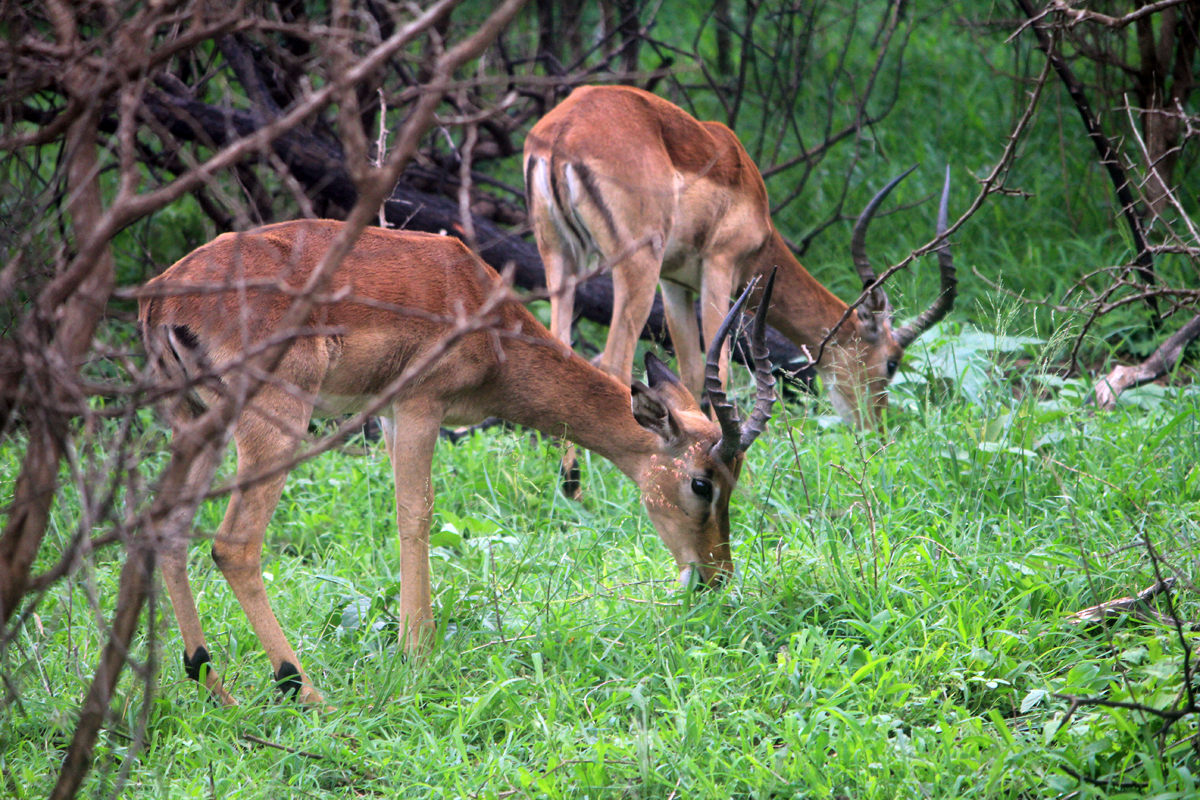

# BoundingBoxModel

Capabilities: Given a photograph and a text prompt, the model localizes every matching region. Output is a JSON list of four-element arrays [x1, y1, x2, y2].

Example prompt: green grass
[[6, 4, 1200, 797], [5, 351, 1200, 799]]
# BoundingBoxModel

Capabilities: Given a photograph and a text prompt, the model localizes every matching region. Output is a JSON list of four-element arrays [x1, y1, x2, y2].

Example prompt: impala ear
[[643, 351, 682, 389], [631, 380, 683, 444], [856, 290, 892, 343], [642, 350, 700, 411], [857, 308, 882, 343]]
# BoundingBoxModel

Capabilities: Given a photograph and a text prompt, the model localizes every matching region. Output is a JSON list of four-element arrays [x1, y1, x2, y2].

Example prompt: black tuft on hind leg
[[560, 459, 582, 500], [274, 661, 302, 697], [183, 646, 212, 682]]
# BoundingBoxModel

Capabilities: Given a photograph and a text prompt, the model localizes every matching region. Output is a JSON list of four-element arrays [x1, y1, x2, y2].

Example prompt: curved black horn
[[738, 267, 777, 454], [707, 270, 778, 464], [894, 166, 956, 348], [850, 165, 918, 291], [705, 279, 756, 463]]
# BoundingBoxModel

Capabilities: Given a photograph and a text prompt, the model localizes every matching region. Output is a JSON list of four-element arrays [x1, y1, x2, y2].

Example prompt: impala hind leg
[[540, 232, 583, 499], [598, 248, 661, 387], [159, 436, 238, 705], [211, 392, 324, 705], [558, 444, 582, 501], [699, 259, 737, 402], [380, 401, 442, 654]]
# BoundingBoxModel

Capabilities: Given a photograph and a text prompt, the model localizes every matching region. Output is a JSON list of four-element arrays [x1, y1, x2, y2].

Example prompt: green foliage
[[6, 345, 1200, 797], [6, 3, 1200, 798]]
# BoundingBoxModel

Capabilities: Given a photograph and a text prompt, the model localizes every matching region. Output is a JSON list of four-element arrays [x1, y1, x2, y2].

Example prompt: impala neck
[[753, 230, 856, 350], [494, 338, 658, 484]]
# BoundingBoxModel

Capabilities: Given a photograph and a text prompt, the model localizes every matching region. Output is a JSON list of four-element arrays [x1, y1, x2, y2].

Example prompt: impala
[[139, 220, 776, 706], [524, 85, 955, 429]]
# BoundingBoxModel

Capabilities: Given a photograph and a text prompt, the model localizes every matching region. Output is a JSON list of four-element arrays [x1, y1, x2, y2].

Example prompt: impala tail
[[140, 303, 211, 419]]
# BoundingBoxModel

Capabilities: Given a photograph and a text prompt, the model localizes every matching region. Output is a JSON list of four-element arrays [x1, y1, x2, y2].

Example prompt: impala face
[[635, 391, 742, 587], [822, 310, 907, 427], [643, 451, 741, 588], [628, 274, 776, 589]]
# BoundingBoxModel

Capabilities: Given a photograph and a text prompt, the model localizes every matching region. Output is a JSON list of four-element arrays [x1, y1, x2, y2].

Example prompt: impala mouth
[[678, 563, 730, 591], [678, 565, 704, 591]]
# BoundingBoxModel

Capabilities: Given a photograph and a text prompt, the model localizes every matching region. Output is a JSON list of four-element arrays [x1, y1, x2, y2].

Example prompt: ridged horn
[[707, 268, 778, 464], [894, 166, 956, 348], [850, 165, 918, 308]]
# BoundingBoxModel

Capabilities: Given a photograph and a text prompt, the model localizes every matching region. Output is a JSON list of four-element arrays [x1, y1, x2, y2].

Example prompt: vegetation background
[[2, 1, 1200, 798]]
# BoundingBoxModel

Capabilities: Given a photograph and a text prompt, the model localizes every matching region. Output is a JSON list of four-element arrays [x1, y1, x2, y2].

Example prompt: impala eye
[[690, 477, 714, 502], [886, 359, 899, 377]]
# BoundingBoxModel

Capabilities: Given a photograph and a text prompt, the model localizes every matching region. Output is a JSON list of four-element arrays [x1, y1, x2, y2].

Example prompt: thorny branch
[[1005, 1, 1200, 400], [1, 2, 528, 798], [813, 37, 1054, 366]]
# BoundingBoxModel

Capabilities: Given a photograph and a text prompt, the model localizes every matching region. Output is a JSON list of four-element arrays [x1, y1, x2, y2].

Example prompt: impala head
[[827, 166, 956, 426], [631, 272, 777, 588]]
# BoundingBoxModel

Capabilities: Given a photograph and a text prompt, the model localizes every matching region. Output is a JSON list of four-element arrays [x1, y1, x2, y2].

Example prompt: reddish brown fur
[[525, 85, 920, 427], [140, 220, 759, 706]]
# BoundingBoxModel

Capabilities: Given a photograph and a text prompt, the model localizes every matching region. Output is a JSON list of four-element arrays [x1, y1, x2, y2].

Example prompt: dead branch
[[1065, 577, 1194, 628], [1046, 0, 1194, 32], [1093, 311, 1200, 409], [815, 43, 1054, 364], [0, 3, 531, 797], [1014, 0, 1160, 318]]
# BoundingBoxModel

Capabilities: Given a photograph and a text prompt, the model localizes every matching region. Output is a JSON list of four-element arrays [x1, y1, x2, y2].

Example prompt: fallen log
[[1092, 312, 1200, 410]]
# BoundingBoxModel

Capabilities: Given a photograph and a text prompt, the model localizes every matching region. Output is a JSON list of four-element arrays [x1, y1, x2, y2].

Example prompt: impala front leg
[[661, 282, 702, 404], [382, 400, 443, 655]]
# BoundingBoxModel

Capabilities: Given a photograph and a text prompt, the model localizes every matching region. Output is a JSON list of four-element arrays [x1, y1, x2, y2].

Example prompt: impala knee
[[210, 540, 259, 578]]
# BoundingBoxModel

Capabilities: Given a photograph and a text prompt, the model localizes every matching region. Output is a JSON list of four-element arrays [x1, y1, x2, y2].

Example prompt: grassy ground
[[5, 5, 1200, 798], [4, 335, 1200, 798]]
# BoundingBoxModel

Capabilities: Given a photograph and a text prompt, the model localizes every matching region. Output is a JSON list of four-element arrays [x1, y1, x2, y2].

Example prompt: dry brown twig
[[1065, 577, 1194, 629], [0, 3, 530, 798], [813, 33, 1054, 364]]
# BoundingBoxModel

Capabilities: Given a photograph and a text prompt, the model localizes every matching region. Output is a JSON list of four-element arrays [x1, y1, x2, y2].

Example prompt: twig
[[240, 734, 379, 781], [814, 32, 1053, 364], [470, 758, 634, 799], [1043, 455, 1149, 517], [1045, 0, 1191, 31], [1013, 0, 1159, 318], [1065, 578, 1193, 628]]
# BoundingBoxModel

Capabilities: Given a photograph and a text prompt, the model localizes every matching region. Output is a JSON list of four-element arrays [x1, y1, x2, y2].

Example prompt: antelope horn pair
[[706, 268, 778, 464], [850, 165, 957, 347]]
